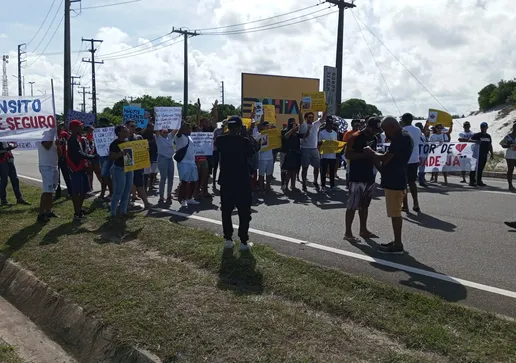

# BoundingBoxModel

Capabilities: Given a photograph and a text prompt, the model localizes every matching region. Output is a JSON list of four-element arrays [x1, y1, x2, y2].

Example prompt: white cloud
[[0, 34, 7, 39], [5, 0, 516, 118]]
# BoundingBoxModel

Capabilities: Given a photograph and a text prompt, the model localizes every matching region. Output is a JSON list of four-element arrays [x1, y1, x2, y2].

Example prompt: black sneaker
[[378, 243, 404, 255], [505, 221, 516, 229], [469, 183, 477, 187], [1, 200, 11, 206], [477, 182, 487, 187], [313, 182, 320, 191], [37, 214, 50, 223], [17, 199, 31, 206], [46, 211, 59, 218]]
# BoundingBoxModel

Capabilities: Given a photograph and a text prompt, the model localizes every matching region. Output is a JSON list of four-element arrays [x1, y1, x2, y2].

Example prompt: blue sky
[[1, 0, 515, 116]]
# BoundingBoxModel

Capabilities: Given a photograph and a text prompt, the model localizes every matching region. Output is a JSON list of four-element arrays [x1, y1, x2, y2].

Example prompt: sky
[[1, 0, 515, 117]]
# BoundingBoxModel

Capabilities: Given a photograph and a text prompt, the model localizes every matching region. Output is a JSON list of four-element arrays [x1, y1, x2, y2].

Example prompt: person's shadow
[[217, 248, 264, 295], [351, 239, 468, 303], [404, 212, 457, 232], [2, 222, 45, 256]]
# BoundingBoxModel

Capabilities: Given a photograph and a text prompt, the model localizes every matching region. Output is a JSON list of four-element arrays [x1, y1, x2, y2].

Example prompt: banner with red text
[[378, 142, 477, 172], [0, 95, 56, 142]]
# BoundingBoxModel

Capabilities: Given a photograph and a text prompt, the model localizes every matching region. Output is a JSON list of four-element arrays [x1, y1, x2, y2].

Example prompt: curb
[[0, 255, 161, 363]]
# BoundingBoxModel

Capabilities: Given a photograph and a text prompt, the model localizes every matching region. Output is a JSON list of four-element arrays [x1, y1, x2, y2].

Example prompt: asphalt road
[[9, 150, 516, 317]]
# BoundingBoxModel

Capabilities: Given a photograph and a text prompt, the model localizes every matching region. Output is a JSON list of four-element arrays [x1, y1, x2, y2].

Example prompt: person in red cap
[[66, 119, 98, 223]]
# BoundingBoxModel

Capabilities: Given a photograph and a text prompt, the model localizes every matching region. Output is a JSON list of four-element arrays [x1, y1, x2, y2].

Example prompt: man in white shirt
[[37, 129, 60, 223], [458, 121, 474, 183], [298, 103, 326, 192], [400, 113, 421, 212], [318, 117, 338, 190]]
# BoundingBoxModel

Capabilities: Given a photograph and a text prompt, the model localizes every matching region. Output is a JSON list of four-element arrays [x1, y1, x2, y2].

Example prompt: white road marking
[[17, 174, 516, 300]]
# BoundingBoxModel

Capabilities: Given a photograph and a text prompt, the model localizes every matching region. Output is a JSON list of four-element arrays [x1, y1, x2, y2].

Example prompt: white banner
[[378, 142, 478, 172], [190, 132, 213, 156], [0, 96, 56, 141], [93, 127, 116, 157], [154, 107, 182, 130], [323, 66, 337, 116]]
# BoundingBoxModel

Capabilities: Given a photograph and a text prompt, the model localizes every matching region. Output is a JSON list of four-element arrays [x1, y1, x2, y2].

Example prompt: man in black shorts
[[344, 117, 382, 241], [401, 113, 422, 212]]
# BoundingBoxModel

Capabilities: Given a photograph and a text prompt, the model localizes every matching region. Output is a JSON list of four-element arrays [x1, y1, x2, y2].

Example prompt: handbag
[[174, 137, 190, 163]]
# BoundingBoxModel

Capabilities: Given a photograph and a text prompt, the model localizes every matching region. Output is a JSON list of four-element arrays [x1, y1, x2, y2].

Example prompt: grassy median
[[0, 343, 25, 363], [1, 183, 516, 362]]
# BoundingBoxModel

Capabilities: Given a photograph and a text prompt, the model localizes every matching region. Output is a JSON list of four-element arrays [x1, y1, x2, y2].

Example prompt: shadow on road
[[403, 212, 457, 232], [350, 239, 468, 303]]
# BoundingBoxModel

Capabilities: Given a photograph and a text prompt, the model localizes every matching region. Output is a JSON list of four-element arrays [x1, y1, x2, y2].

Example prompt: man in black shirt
[[215, 116, 257, 252], [470, 122, 493, 187], [365, 116, 413, 254], [142, 123, 158, 192], [344, 118, 382, 242]]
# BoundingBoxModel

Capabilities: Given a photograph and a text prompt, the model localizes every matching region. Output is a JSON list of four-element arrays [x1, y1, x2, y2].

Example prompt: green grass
[[1, 183, 516, 362], [0, 344, 26, 363]]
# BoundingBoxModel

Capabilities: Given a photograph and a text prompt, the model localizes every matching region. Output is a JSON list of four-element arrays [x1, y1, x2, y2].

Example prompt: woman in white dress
[[500, 123, 516, 191]]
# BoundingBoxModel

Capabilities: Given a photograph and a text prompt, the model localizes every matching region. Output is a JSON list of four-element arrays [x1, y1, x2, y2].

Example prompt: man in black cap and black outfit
[[215, 116, 257, 251]]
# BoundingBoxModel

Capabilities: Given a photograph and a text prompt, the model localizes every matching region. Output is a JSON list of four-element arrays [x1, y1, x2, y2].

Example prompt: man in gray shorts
[[299, 107, 325, 192]]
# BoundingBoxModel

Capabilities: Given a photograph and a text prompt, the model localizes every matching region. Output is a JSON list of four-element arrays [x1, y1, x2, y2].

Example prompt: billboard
[[241, 73, 320, 126]]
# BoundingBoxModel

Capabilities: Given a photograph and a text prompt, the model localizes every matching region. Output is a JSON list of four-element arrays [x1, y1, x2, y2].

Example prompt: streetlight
[[28, 81, 35, 97]]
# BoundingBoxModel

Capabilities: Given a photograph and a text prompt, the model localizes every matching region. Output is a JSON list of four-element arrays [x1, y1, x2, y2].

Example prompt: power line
[[26, 0, 58, 46], [27, 0, 63, 56], [25, 15, 64, 68], [101, 36, 183, 60], [351, 11, 401, 115], [97, 32, 171, 58], [201, 6, 335, 35], [81, 0, 141, 10], [196, 3, 321, 31], [351, 10, 449, 112]]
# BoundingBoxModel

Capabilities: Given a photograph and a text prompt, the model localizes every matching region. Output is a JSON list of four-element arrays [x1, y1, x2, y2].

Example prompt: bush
[[478, 79, 516, 111]]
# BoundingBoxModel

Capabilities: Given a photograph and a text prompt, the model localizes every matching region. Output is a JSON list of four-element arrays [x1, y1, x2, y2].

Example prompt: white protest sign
[[378, 142, 477, 172], [12, 141, 39, 150], [93, 127, 116, 157], [154, 107, 182, 130], [190, 132, 213, 156], [0, 95, 56, 142]]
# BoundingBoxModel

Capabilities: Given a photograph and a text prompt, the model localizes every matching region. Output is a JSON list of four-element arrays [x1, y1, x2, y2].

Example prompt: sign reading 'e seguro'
[[0, 96, 56, 142]]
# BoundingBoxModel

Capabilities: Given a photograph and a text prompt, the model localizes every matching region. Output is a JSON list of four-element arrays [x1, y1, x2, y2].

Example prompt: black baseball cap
[[227, 115, 243, 128]]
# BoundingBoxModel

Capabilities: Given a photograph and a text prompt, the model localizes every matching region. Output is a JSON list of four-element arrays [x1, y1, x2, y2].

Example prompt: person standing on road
[[281, 118, 303, 192], [0, 142, 30, 206], [470, 122, 493, 187], [364, 116, 413, 254], [319, 117, 338, 191], [175, 122, 199, 208], [344, 118, 382, 242], [212, 120, 226, 189], [429, 123, 453, 185], [215, 116, 257, 251], [37, 130, 60, 223], [126, 121, 152, 210], [66, 120, 98, 223], [257, 121, 274, 192], [299, 103, 325, 192], [500, 123, 516, 191], [142, 123, 158, 194], [415, 122, 429, 186], [156, 128, 177, 206], [400, 113, 422, 213], [343, 119, 362, 188], [458, 121, 475, 184], [109, 125, 134, 218]]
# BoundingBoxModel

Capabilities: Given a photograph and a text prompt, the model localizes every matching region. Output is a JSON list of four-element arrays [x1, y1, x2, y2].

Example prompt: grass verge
[[0, 343, 26, 363], [1, 183, 516, 362]]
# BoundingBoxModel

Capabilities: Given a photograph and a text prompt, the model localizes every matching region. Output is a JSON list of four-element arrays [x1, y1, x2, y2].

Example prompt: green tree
[[478, 84, 497, 111], [340, 98, 382, 119]]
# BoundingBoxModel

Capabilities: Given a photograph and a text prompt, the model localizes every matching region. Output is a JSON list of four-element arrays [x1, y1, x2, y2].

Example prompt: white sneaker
[[224, 239, 235, 249], [187, 199, 200, 205], [180, 200, 188, 208], [239, 242, 253, 252]]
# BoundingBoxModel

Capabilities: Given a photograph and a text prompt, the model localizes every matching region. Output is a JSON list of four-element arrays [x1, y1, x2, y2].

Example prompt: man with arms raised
[[364, 116, 413, 254], [299, 102, 326, 192]]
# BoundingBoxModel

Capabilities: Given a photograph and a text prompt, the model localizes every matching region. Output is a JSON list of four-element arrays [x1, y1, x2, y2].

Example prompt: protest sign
[[323, 66, 337, 115], [190, 132, 213, 156], [67, 110, 95, 127], [379, 142, 477, 172], [242, 118, 252, 130], [320, 140, 346, 155], [428, 109, 453, 128], [118, 139, 150, 172], [154, 107, 182, 130], [263, 105, 276, 124], [11, 141, 39, 150], [260, 128, 281, 151], [253, 102, 263, 116], [123, 106, 145, 125], [302, 92, 327, 113], [0, 95, 56, 142], [93, 126, 116, 157]]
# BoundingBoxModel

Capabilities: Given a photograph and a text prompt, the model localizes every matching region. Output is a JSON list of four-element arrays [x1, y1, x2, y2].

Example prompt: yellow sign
[[241, 73, 320, 127], [319, 140, 346, 155], [302, 92, 327, 112], [263, 105, 276, 124], [260, 128, 282, 152], [118, 139, 150, 172], [242, 118, 252, 130], [428, 109, 452, 128]]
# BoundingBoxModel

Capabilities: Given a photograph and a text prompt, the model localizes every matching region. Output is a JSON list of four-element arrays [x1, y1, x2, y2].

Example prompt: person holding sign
[[428, 123, 453, 185], [126, 121, 152, 210], [175, 122, 199, 208], [215, 116, 257, 251], [318, 117, 338, 191], [257, 122, 274, 192], [109, 125, 134, 218]]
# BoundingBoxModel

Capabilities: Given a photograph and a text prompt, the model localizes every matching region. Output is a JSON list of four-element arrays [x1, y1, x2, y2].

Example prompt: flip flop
[[359, 232, 379, 239]]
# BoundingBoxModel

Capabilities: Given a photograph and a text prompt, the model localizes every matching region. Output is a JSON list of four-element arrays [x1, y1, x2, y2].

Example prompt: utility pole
[[220, 81, 225, 105], [172, 27, 199, 118], [82, 38, 103, 122], [64, 0, 82, 119], [78, 86, 91, 112], [325, 0, 356, 117], [17, 44, 26, 96], [71, 75, 81, 110], [28, 81, 35, 97], [2, 55, 9, 96]]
